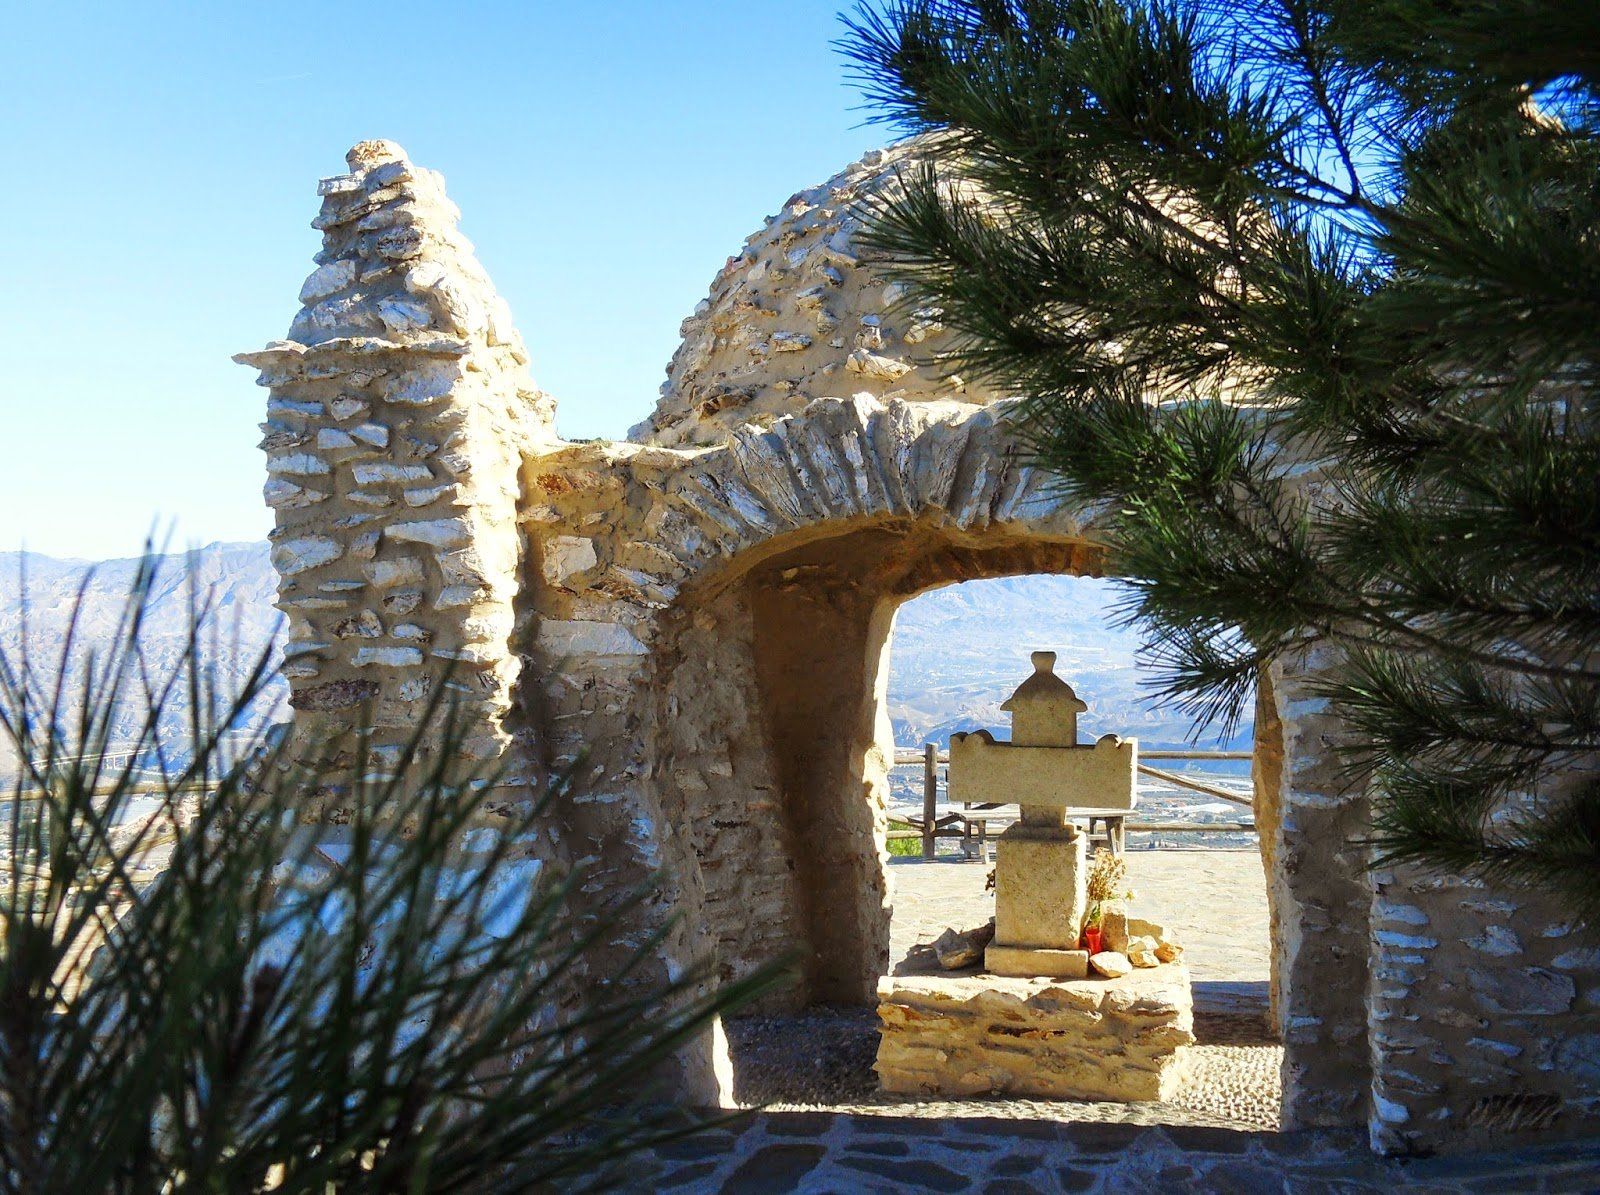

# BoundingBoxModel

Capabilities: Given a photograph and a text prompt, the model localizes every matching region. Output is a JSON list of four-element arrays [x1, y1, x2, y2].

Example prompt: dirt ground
[[886, 845, 1273, 996]]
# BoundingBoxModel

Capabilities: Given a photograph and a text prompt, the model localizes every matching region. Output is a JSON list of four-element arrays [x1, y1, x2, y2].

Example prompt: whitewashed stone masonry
[[239, 140, 1600, 1152], [236, 139, 556, 794]]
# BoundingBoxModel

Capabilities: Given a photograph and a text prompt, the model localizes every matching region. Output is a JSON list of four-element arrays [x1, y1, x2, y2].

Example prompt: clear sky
[[0, 1, 883, 559]]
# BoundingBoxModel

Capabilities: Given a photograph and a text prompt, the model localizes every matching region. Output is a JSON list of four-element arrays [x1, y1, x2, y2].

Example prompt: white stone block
[[267, 453, 330, 476], [537, 619, 646, 658], [378, 295, 433, 333], [350, 422, 390, 448], [299, 259, 357, 304], [272, 536, 343, 576], [352, 463, 433, 486], [364, 557, 425, 588], [435, 585, 484, 609], [540, 536, 598, 585], [387, 518, 471, 549], [263, 479, 327, 510], [385, 361, 460, 406], [846, 348, 913, 380], [403, 484, 455, 507], [317, 173, 362, 196], [352, 647, 423, 668]]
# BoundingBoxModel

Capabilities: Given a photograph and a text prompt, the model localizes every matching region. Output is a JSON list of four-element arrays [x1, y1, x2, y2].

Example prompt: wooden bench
[[957, 806, 1127, 859]]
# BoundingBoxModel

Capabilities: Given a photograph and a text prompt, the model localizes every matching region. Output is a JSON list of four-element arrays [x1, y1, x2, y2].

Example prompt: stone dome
[[630, 140, 997, 447]]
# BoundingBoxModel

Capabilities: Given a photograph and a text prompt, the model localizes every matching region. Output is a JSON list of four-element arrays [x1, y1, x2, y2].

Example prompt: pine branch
[[0, 557, 771, 1193], [845, 0, 1600, 914]]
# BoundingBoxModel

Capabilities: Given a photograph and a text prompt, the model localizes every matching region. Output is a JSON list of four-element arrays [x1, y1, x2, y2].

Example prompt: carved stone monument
[[947, 652, 1137, 978]]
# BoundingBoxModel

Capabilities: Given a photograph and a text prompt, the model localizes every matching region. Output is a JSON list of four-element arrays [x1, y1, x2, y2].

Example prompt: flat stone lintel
[[985, 943, 1089, 978], [233, 334, 470, 369]]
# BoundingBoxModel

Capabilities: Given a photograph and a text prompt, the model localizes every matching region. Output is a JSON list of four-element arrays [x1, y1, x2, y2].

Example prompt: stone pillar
[[235, 140, 556, 795], [234, 140, 740, 1104], [1268, 643, 1374, 1130], [986, 828, 1088, 977], [1251, 665, 1286, 1030]]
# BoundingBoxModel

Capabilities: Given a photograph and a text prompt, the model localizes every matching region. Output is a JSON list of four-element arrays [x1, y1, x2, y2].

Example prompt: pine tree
[[0, 556, 764, 1193], [841, 0, 1600, 916]]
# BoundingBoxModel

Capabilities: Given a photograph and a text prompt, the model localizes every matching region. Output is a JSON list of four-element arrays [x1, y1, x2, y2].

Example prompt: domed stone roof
[[630, 139, 998, 447]]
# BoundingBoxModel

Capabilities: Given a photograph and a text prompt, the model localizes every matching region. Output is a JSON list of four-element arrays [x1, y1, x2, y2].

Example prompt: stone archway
[[657, 518, 1105, 1006], [243, 139, 1397, 1135], [515, 383, 1373, 1123], [521, 387, 1307, 1016]]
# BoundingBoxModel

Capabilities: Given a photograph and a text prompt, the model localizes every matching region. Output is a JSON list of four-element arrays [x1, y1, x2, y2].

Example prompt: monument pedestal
[[987, 821, 1091, 978], [875, 965, 1195, 1102], [984, 943, 1090, 979]]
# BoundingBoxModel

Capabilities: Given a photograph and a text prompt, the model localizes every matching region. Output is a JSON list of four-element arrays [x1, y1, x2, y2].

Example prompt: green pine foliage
[[0, 556, 765, 1193], [841, 0, 1600, 917]]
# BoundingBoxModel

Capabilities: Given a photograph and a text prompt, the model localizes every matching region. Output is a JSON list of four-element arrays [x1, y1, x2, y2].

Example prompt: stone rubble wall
[[235, 139, 555, 797], [635, 143, 996, 448], [1367, 864, 1600, 1153], [652, 589, 807, 1001]]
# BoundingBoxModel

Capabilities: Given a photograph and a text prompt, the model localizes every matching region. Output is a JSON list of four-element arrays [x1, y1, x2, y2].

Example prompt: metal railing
[[891, 743, 1255, 859]]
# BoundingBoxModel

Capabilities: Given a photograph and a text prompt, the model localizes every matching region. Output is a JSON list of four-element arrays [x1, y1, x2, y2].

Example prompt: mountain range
[[0, 544, 1248, 777], [0, 543, 288, 778]]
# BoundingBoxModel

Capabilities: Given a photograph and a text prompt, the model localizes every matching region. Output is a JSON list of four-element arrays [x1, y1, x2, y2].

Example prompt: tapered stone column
[[235, 140, 556, 799]]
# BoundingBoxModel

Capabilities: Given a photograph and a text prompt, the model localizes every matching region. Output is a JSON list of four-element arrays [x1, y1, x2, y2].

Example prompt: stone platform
[[633, 1114, 1600, 1194], [876, 964, 1194, 1103]]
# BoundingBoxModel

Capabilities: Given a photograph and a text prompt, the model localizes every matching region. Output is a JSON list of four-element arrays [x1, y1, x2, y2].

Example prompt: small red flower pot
[[1083, 926, 1103, 954]]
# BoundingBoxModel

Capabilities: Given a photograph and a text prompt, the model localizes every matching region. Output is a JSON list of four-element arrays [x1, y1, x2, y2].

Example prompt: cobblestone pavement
[[613, 850, 1600, 1190], [626, 1114, 1600, 1193]]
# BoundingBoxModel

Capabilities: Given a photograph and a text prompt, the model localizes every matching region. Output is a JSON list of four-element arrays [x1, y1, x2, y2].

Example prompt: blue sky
[[0, 1, 883, 559]]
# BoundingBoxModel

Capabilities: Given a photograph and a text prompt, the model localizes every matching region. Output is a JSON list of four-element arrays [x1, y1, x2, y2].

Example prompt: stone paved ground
[[626, 1114, 1600, 1193], [613, 848, 1600, 1192]]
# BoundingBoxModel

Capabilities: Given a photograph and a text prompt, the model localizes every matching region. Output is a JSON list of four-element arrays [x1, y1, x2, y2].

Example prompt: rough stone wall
[[636, 143, 995, 448], [1264, 644, 1376, 1130], [235, 139, 554, 792], [654, 590, 807, 1002], [1367, 863, 1600, 1153]]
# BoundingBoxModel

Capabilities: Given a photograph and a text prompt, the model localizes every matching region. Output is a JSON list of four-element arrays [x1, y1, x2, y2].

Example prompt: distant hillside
[[887, 574, 1250, 752], [0, 547, 1247, 776], [0, 543, 287, 777]]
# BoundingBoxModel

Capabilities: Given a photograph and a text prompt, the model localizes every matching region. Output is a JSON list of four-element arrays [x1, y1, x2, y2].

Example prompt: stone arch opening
[[885, 570, 1276, 1010], [649, 514, 1283, 1015]]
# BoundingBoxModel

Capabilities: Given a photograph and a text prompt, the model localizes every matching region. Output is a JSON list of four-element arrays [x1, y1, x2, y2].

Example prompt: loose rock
[[1091, 950, 1134, 978]]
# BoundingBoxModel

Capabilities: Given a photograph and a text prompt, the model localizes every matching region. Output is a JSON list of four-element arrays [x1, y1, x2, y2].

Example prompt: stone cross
[[947, 651, 1138, 978]]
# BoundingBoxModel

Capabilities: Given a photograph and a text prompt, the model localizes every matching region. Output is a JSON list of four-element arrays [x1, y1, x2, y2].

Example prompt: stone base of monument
[[875, 964, 1195, 1102], [983, 943, 1090, 979]]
